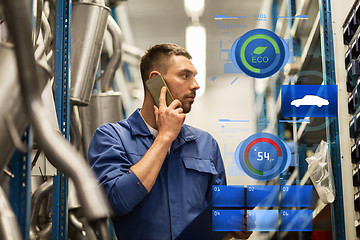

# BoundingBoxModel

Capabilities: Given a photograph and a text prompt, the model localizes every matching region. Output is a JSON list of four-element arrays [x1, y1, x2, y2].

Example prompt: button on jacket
[[88, 109, 226, 240]]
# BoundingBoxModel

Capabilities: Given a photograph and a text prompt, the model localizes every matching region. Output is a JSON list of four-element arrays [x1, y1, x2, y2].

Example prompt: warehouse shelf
[[272, 19, 323, 146], [274, 0, 290, 37], [290, 0, 312, 38], [312, 198, 330, 226], [270, 166, 331, 240], [343, 1, 360, 45], [297, 118, 326, 144], [296, 117, 310, 139], [331, 0, 360, 239], [256, 0, 346, 239], [266, 13, 322, 138], [295, 12, 320, 77]]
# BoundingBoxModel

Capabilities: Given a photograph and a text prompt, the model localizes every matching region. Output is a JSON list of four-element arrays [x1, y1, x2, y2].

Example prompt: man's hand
[[223, 231, 252, 240], [154, 87, 186, 142], [222, 213, 253, 240], [130, 87, 185, 192]]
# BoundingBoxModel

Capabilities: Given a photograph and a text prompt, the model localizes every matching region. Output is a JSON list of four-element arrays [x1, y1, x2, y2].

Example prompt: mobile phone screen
[[145, 74, 174, 107]]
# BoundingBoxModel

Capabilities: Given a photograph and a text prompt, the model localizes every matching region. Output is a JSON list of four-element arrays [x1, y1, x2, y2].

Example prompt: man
[[88, 44, 251, 240]]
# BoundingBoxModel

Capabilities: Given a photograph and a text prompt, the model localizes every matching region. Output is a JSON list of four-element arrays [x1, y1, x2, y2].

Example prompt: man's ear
[[148, 71, 161, 80]]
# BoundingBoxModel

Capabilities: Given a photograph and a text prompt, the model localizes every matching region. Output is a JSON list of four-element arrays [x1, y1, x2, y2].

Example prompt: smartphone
[[145, 74, 174, 107]]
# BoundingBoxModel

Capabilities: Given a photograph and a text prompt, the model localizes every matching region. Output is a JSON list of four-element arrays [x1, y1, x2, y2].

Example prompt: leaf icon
[[252, 46, 267, 55]]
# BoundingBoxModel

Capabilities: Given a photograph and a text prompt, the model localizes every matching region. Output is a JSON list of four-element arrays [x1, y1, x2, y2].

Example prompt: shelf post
[[52, 0, 71, 239], [318, 0, 346, 239], [10, 128, 32, 240]]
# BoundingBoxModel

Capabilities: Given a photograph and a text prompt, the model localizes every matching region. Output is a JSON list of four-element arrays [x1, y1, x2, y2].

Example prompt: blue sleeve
[[212, 138, 227, 185], [207, 138, 227, 203], [88, 124, 148, 216]]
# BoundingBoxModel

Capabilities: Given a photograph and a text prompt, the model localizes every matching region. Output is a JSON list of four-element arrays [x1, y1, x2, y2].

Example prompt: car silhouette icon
[[290, 95, 329, 107]]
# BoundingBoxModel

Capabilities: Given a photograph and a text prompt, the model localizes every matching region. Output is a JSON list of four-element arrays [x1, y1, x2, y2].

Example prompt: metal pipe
[[36, 223, 52, 239], [70, 2, 110, 105], [0, 187, 22, 240], [29, 179, 53, 240], [0, 43, 42, 178], [122, 42, 144, 59], [46, 49, 53, 63], [91, 218, 110, 240], [34, 0, 43, 44], [94, 0, 105, 5], [70, 106, 82, 150], [79, 0, 106, 5], [100, 16, 123, 92], [3, 0, 110, 222], [69, 211, 84, 231], [35, 12, 52, 60]]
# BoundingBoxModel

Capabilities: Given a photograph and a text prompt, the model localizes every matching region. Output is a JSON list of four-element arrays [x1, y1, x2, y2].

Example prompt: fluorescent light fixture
[[184, 0, 205, 18], [186, 25, 206, 97]]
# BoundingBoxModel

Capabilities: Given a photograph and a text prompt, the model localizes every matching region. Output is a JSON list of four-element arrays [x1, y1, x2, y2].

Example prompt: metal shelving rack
[[254, 0, 357, 239], [10, 129, 32, 240], [6, 1, 72, 239], [255, 1, 326, 239], [7, 3, 37, 240], [9, 1, 72, 239], [52, 0, 71, 239], [329, 0, 360, 239], [318, 0, 346, 239]]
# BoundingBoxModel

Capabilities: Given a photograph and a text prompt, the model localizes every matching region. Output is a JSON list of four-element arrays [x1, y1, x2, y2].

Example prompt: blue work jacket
[[88, 109, 226, 240]]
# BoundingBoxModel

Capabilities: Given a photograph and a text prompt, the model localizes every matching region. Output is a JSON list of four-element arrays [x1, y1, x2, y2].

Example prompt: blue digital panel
[[235, 132, 292, 181], [213, 185, 244, 207], [215, 15, 247, 20], [281, 185, 312, 207], [212, 210, 244, 231], [281, 85, 338, 117], [231, 29, 289, 78], [247, 210, 278, 231], [247, 185, 279, 207], [281, 210, 313, 231]]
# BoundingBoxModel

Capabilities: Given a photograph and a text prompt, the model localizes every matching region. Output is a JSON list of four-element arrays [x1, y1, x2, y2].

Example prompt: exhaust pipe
[[0, 42, 49, 174], [70, 2, 110, 105], [0, 187, 22, 240], [29, 179, 53, 240], [101, 16, 123, 92], [80, 15, 124, 155], [3, 0, 111, 227]]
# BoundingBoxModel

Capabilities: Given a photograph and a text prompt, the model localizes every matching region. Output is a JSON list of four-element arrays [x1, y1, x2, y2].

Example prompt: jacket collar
[[128, 109, 198, 142], [127, 109, 153, 137]]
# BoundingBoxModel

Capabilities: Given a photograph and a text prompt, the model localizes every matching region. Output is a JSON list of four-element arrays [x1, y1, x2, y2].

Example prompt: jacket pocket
[[182, 157, 218, 175], [181, 157, 217, 212]]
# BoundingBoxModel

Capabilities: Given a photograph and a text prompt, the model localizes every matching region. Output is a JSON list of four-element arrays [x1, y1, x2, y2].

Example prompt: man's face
[[162, 55, 200, 113]]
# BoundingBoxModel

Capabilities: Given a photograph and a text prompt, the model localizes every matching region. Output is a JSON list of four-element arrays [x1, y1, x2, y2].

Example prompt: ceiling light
[[184, 0, 205, 19], [186, 24, 206, 97]]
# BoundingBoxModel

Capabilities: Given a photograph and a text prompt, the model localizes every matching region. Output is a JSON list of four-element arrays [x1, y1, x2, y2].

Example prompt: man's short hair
[[140, 43, 192, 83]]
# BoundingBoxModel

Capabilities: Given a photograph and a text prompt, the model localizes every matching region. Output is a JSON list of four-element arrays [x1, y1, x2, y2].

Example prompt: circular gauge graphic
[[235, 132, 291, 181], [231, 28, 289, 78]]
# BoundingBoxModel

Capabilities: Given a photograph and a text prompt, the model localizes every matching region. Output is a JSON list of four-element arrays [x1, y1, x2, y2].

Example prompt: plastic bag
[[305, 140, 335, 203]]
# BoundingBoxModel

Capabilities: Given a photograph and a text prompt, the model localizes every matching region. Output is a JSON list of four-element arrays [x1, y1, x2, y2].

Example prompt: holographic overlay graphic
[[231, 29, 289, 78], [247, 210, 279, 231], [281, 85, 338, 117], [281, 210, 313, 232], [235, 132, 291, 181], [212, 210, 244, 231], [281, 185, 313, 207], [212, 185, 245, 207], [247, 185, 279, 207]]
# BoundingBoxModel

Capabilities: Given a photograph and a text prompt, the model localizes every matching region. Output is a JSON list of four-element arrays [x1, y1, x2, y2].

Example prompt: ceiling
[[124, 0, 265, 80]]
